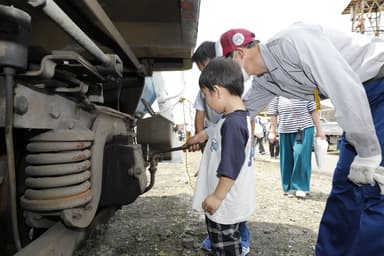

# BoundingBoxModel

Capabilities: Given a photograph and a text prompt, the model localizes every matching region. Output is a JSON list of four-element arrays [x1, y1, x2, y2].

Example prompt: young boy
[[188, 57, 256, 255], [192, 41, 251, 254]]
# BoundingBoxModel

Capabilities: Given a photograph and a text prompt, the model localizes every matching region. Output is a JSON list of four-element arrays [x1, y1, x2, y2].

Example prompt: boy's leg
[[239, 222, 249, 243], [239, 221, 250, 255], [205, 216, 241, 255]]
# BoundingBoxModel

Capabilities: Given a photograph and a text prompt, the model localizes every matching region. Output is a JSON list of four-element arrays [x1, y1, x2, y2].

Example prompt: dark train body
[[0, 1, 200, 255]]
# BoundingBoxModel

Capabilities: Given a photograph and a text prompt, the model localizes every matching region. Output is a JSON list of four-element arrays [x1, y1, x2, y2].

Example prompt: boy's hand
[[202, 194, 223, 215], [182, 130, 208, 152]]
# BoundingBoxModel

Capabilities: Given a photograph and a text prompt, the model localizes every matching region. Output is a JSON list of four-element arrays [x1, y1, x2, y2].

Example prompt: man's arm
[[295, 28, 380, 158], [243, 77, 275, 118], [294, 28, 381, 188]]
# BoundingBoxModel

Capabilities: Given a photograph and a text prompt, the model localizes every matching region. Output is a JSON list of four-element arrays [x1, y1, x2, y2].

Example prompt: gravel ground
[[75, 150, 333, 256]]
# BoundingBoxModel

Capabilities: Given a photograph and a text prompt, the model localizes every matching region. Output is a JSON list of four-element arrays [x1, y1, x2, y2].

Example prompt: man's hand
[[348, 154, 381, 186], [202, 194, 223, 215], [182, 130, 208, 152]]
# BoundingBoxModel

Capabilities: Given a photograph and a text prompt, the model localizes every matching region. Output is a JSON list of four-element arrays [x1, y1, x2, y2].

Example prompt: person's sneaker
[[283, 190, 295, 197], [201, 236, 250, 254], [241, 243, 250, 256], [241, 240, 250, 256], [201, 236, 211, 252], [295, 190, 306, 198]]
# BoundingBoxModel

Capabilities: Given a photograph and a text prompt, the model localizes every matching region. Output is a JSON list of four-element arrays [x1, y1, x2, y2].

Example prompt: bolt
[[67, 121, 75, 129], [14, 96, 28, 115], [48, 104, 61, 119], [49, 111, 60, 119], [72, 211, 82, 220]]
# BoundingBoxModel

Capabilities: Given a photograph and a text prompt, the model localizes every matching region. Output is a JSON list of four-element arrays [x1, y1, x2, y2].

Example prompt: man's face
[[231, 49, 251, 81], [197, 59, 210, 72]]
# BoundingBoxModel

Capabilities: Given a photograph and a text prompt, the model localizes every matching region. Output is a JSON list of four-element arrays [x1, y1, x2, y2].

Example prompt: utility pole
[[342, 0, 384, 36]]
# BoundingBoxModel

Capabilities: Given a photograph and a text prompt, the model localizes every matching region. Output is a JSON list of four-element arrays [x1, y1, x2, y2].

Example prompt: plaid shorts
[[205, 216, 241, 256]]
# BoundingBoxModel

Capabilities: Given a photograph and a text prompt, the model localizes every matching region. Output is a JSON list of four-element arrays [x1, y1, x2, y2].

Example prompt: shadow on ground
[[75, 194, 318, 256]]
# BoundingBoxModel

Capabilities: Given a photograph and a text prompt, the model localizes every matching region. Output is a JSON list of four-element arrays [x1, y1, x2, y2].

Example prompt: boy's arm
[[182, 129, 208, 152], [202, 176, 234, 215], [195, 110, 205, 134]]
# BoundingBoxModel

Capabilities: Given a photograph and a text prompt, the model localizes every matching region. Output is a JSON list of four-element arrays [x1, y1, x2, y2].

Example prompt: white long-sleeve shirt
[[242, 22, 382, 158]]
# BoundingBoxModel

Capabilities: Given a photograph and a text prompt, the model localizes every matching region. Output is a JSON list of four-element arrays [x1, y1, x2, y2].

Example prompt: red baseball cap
[[216, 29, 256, 57]]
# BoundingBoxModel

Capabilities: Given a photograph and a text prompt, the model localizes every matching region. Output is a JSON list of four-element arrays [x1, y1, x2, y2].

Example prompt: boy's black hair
[[192, 41, 216, 65], [199, 57, 244, 96]]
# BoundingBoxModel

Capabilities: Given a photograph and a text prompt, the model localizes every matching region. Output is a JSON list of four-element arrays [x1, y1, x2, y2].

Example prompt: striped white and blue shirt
[[268, 96, 316, 134]]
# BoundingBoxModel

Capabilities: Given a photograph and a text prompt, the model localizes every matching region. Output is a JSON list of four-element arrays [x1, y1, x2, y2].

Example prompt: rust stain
[[33, 190, 92, 203], [181, 1, 193, 10]]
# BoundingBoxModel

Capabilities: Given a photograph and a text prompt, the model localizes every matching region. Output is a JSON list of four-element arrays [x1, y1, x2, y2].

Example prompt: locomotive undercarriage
[[0, 3, 159, 254], [0, 60, 151, 254]]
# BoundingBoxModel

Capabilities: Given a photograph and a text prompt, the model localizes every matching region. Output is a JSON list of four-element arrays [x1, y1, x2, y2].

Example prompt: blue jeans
[[239, 221, 250, 244], [316, 77, 384, 256]]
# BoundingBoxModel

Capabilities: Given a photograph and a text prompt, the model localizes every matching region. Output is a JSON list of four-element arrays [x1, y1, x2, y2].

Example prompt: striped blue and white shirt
[[268, 97, 316, 134]]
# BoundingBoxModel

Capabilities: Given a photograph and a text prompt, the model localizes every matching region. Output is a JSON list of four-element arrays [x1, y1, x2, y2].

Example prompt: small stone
[[181, 237, 195, 249]]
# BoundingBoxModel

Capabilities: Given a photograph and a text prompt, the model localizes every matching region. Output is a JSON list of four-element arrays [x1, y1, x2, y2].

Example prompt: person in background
[[207, 24, 383, 255], [253, 115, 266, 155], [266, 118, 279, 159], [268, 96, 324, 198], [192, 41, 222, 136], [190, 57, 256, 256], [192, 41, 250, 254]]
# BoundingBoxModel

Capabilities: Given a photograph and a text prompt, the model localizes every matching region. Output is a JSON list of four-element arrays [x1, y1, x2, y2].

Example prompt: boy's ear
[[212, 84, 219, 94], [212, 85, 223, 98]]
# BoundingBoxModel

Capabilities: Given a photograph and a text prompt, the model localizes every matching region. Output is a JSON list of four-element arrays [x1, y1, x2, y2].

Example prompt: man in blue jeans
[[210, 25, 384, 255], [192, 41, 250, 255], [316, 77, 384, 256]]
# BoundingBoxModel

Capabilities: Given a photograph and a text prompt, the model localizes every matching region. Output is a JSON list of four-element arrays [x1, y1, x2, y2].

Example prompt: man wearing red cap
[[185, 22, 384, 255]]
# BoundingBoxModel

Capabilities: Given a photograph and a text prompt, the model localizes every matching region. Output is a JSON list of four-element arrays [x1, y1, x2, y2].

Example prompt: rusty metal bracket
[[143, 146, 185, 193]]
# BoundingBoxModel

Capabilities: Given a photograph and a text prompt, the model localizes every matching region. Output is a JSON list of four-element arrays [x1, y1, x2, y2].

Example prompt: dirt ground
[[75, 150, 333, 256]]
